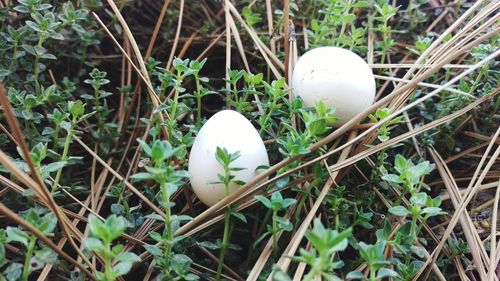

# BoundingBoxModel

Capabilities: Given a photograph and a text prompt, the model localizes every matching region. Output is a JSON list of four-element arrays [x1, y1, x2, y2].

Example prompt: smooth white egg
[[292, 46, 376, 126], [188, 110, 269, 207]]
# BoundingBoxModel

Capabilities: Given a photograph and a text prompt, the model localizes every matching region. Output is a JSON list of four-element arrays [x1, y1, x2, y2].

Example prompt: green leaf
[[110, 203, 125, 215], [143, 244, 162, 257], [68, 100, 84, 117], [4, 263, 22, 281], [88, 215, 108, 240], [136, 139, 152, 157], [381, 174, 402, 183], [394, 154, 409, 174], [198, 241, 219, 250], [148, 231, 163, 243], [34, 247, 58, 264], [275, 216, 293, 232], [254, 195, 272, 209], [105, 215, 127, 241], [113, 261, 133, 276], [153, 103, 169, 114], [389, 206, 409, 217], [271, 266, 292, 281], [6, 227, 29, 247], [145, 214, 165, 222], [151, 142, 166, 162], [410, 192, 427, 206], [422, 207, 444, 217], [83, 237, 103, 252], [346, 271, 365, 279], [232, 211, 247, 223], [116, 252, 140, 262], [377, 268, 399, 279], [130, 172, 154, 181]]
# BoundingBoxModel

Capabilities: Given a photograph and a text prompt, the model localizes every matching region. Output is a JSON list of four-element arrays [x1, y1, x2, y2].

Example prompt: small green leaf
[[389, 206, 409, 217], [377, 268, 399, 279], [346, 271, 365, 280], [6, 227, 29, 247]]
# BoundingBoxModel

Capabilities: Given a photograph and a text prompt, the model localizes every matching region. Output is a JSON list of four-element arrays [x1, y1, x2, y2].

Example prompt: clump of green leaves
[[83, 68, 112, 134], [308, 0, 370, 51], [254, 191, 296, 255], [213, 147, 246, 280], [51, 100, 92, 192], [347, 240, 399, 281], [4, 208, 57, 281], [293, 219, 352, 281], [279, 101, 337, 157], [83, 214, 140, 281], [372, 2, 398, 63], [380, 155, 445, 275], [132, 140, 196, 280], [368, 108, 403, 142]]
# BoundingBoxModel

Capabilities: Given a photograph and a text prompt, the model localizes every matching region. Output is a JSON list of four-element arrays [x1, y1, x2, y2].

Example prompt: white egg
[[188, 110, 269, 207], [292, 46, 376, 126]]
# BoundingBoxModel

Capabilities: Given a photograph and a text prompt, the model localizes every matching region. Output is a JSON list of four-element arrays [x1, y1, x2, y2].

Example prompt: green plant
[[51, 100, 92, 192], [368, 108, 403, 142], [382, 155, 445, 267], [5, 208, 57, 281], [372, 2, 398, 63], [213, 147, 245, 280], [278, 100, 337, 157], [83, 214, 140, 281], [106, 182, 145, 230], [131, 139, 195, 280], [83, 68, 112, 134], [254, 191, 296, 255], [347, 240, 399, 281], [293, 219, 352, 281], [308, 0, 370, 51]]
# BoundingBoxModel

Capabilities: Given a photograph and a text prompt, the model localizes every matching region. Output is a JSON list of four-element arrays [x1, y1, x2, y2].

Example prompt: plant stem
[[22, 236, 36, 281], [94, 87, 103, 133], [195, 76, 202, 127], [216, 209, 231, 280], [8, 42, 19, 72], [160, 181, 173, 278], [271, 210, 278, 255], [104, 250, 114, 281], [52, 117, 75, 192], [217, 175, 232, 280], [52, 123, 60, 150], [33, 33, 46, 82], [232, 82, 239, 109], [369, 265, 376, 281], [171, 73, 183, 122]]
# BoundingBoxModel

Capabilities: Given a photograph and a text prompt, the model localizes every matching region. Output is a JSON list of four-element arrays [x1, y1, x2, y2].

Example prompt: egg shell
[[292, 46, 376, 126], [188, 110, 269, 207]]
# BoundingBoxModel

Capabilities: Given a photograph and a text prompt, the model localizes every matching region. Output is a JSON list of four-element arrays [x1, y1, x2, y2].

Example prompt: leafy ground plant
[[0, 0, 498, 280]]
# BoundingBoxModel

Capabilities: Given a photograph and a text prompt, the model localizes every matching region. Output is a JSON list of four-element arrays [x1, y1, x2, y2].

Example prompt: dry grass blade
[[165, 0, 184, 69], [487, 181, 500, 280], [373, 74, 473, 97], [415, 127, 500, 280], [429, 148, 489, 279]]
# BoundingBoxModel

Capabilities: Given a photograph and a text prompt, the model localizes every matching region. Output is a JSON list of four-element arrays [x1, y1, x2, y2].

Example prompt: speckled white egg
[[292, 46, 376, 126], [188, 110, 269, 207]]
